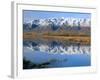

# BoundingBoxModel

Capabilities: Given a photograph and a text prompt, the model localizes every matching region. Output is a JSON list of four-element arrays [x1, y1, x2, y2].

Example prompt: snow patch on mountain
[[23, 18, 91, 31]]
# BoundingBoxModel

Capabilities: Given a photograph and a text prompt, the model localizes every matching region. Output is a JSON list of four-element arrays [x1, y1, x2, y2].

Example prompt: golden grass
[[23, 32, 91, 45]]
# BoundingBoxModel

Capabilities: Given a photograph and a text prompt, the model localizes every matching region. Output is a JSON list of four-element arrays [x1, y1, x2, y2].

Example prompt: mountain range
[[23, 18, 91, 32]]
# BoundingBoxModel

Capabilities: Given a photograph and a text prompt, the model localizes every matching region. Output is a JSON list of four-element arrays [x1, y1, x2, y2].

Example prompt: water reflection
[[23, 39, 90, 55], [23, 39, 91, 69]]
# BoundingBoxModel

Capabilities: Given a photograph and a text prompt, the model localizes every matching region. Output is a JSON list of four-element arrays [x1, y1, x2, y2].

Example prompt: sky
[[23, 10, 91, 23]]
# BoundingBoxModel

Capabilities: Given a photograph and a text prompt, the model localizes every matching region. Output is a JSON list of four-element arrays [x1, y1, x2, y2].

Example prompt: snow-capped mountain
[[23, 18, 91, 31]]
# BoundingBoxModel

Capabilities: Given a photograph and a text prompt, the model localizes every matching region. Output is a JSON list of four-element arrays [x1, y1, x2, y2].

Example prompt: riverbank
[[23, 32, 90, 45]]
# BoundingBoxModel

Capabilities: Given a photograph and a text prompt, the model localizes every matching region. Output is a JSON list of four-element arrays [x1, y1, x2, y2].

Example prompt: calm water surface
[[23, 39, 91, 69]]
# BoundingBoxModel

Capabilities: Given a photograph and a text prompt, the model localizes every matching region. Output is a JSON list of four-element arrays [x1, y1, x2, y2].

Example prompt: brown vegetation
[[23, 32, 91, 45]]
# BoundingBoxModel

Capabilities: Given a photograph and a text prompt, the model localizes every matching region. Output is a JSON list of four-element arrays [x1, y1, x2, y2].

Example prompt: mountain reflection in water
[[23, 39, 90, 55], [23, 39, 91, 69]]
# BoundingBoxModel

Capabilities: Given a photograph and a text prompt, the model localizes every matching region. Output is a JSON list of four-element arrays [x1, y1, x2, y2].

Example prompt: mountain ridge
[[23, 18, 91, 32]]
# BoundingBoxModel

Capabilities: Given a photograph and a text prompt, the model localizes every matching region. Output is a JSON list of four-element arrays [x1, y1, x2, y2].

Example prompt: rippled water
[[23, 39, 91, 69]]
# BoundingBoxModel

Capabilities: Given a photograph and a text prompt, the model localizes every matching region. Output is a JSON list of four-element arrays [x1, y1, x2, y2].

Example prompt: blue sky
[[23, 10, 91, 23]]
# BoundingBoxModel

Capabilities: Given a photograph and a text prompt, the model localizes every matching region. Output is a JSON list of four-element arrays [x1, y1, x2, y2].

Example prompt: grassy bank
[[23, 32, 91, 45]]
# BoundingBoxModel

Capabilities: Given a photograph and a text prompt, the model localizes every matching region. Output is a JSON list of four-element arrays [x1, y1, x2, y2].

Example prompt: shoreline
[[23, 32, 91, 45]]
